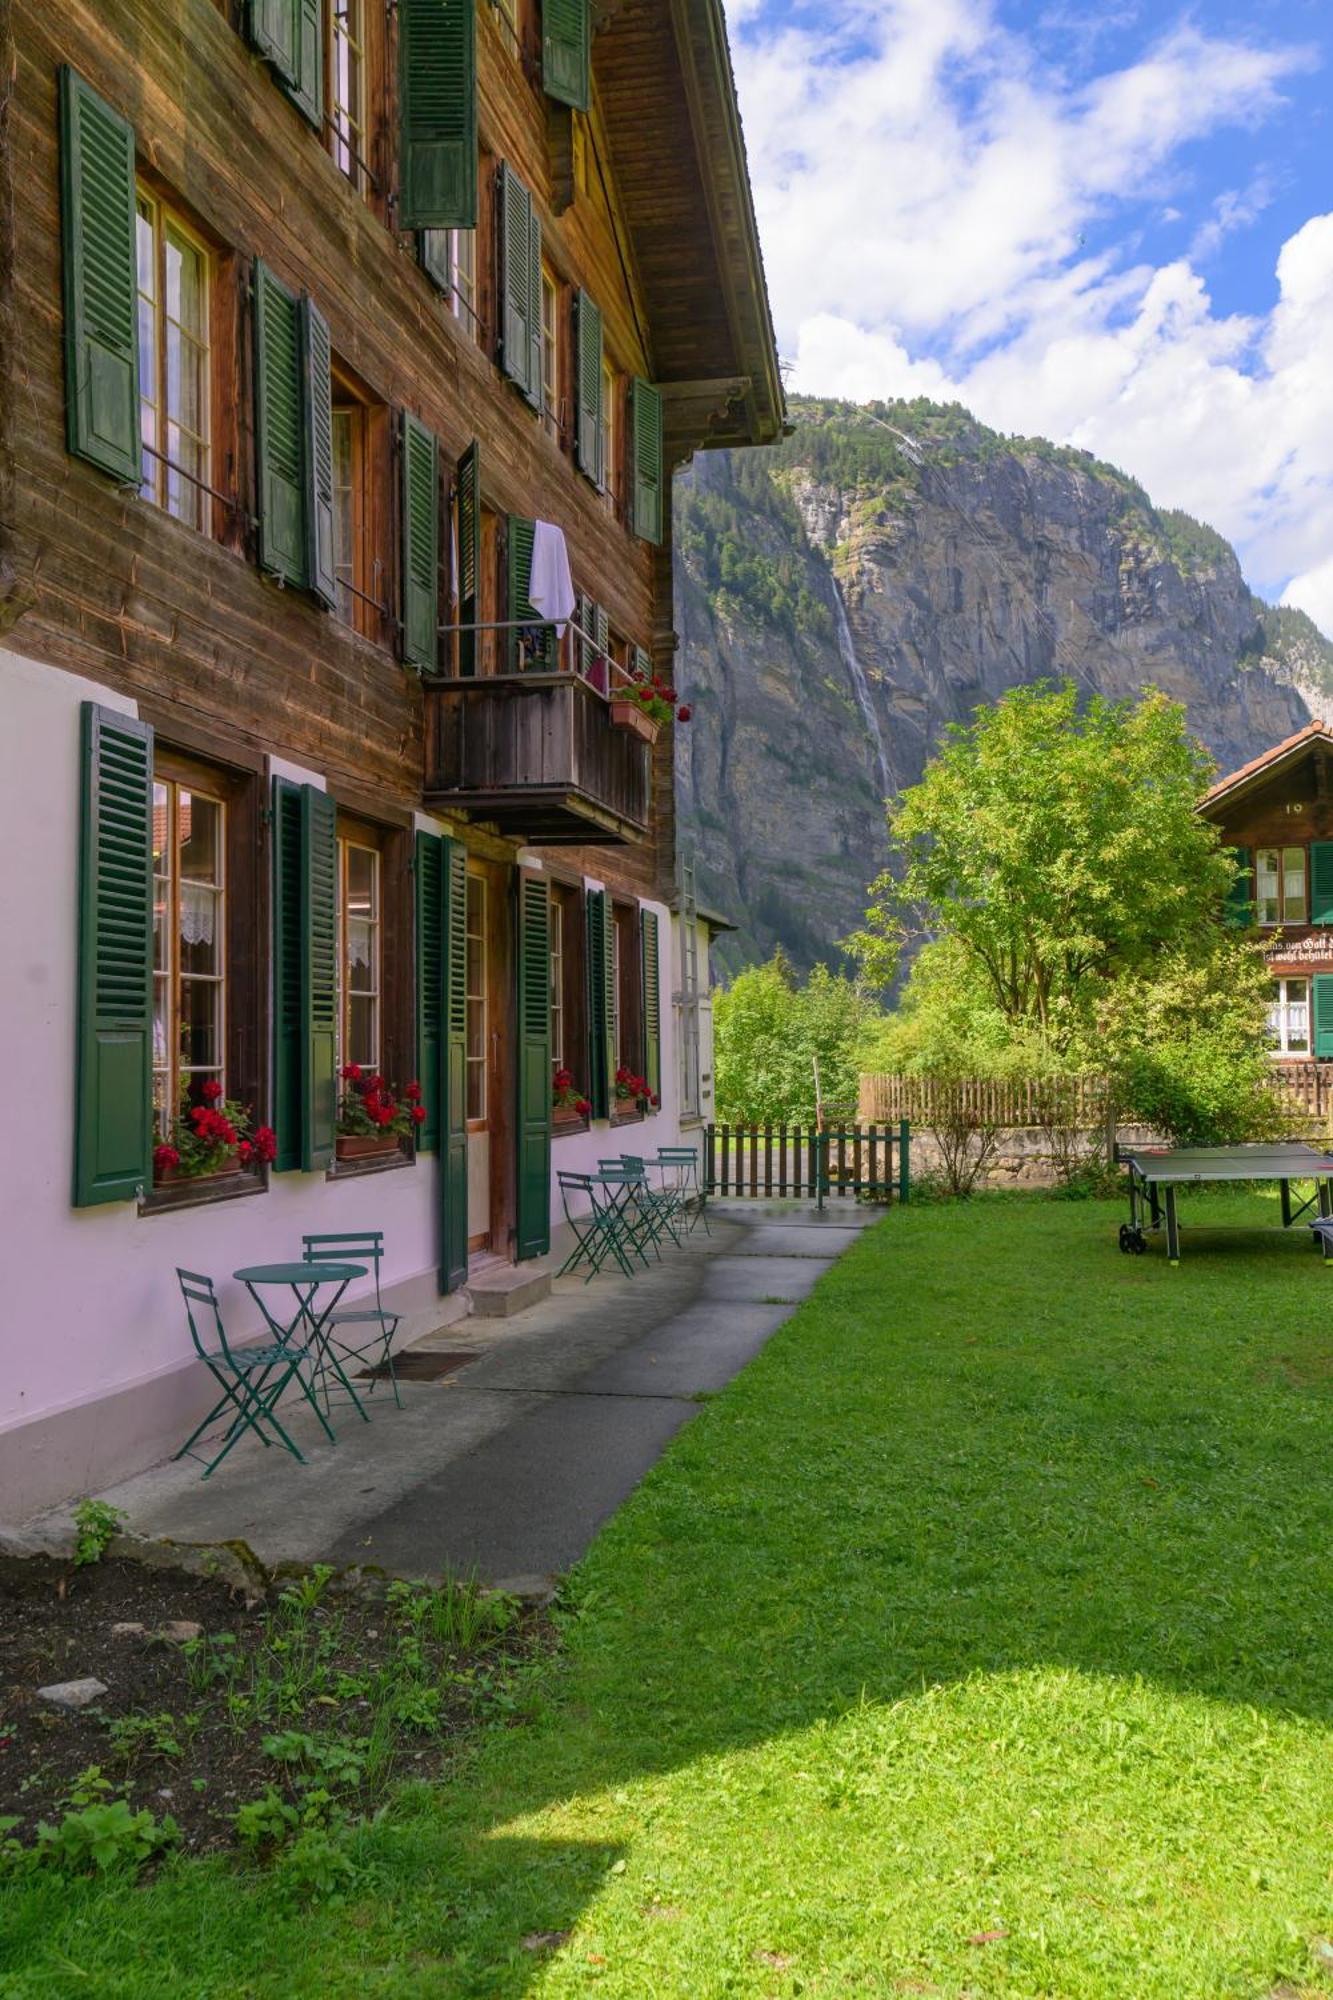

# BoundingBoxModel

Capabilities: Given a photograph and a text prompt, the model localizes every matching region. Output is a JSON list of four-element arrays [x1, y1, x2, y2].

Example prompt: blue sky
[[724, 0, 1333, 632]]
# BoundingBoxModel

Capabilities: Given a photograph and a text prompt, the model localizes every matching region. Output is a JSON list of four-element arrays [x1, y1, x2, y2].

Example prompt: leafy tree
[[714, 956, 878, 1124], [848, 681, 1235, 1047]]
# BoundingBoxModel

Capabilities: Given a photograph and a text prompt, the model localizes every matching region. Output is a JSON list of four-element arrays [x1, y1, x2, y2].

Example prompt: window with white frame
[[1256, 846, 1307, 926], [466, 873, 487, 1122], [136, 190, 210, 533], [1268, 977, 1311, 1055], [152, 775, 225, 1135], [329, 0, 366, 186], [338, 835, 381, 1071]]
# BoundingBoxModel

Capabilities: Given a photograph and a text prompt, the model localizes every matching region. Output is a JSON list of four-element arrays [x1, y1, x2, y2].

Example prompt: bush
[[714, 954, 880, 1124]]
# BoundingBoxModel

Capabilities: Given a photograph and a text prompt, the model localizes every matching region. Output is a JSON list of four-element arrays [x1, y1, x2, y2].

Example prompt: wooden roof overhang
[[594, 0, 785, 462], [1198, 721, 1333, 819]]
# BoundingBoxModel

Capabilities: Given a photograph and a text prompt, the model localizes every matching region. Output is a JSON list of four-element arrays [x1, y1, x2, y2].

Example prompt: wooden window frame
[[611, 896, 644, 1122], [329, 805, 412, 1169], [136, 187, 213, 537], [550, 878, 589, 1131], [1269, 975, 1312, 1057], [1256, 844, 1307, 927], [465, 868, 488, 1128], [540, 265, 562, 446], [143, 742, 262, 1210], [451, 228, 481, 342], [330, 360, 391, 645], [337, 824, 383, 1075]]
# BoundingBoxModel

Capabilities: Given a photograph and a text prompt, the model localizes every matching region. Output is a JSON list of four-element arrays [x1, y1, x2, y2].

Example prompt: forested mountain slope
[[673, 396, 1333, 974]]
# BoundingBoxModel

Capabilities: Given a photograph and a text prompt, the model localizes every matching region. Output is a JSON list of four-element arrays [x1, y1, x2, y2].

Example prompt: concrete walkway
[[30, 1201, 876, 1591]]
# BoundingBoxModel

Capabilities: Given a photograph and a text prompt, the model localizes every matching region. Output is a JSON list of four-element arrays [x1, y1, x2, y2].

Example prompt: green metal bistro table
[[591, 1167, 656, 1271], [233, 1262, 372, 1433], [1119, 1144, 1333, 1266]]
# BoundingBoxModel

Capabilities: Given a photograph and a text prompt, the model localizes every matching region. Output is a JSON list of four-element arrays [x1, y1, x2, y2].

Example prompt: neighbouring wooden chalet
[[0, 0, 782, 1512], [1202, 722, 1333, 1063]]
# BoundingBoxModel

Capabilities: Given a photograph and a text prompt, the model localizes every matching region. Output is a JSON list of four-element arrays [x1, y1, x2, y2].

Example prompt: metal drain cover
[[358, 1351, 476, 1382]]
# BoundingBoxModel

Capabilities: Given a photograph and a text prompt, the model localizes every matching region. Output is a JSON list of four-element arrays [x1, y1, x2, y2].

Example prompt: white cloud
[[726, 0, 1330, 622]]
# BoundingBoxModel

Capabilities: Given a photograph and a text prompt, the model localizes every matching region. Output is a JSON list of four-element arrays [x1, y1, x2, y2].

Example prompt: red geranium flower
[[340, 1063, 363, 1083], [237, 1140, 254, 1163], [650, 1093, 660, 1107], [676, 705, 692, 723], [410, 1103, 427, 1124], [253, 1126, 278, 1164], [200, 1078, 224, 1103], [405, 1080, 422, 1101], [153, 1143, 180, 1172], [575, 1098, 591, 1116]]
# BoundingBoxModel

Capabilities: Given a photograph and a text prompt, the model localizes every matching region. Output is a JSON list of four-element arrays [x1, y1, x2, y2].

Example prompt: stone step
[[465, 1263, 552, 1319]]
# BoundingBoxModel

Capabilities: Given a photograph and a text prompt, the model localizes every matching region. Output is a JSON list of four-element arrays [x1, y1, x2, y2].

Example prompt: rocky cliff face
[[673, 397, 1333, 976]]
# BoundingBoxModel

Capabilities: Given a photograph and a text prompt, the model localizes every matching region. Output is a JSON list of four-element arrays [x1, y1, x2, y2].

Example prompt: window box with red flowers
[[152, 1081, 278, 1187], [552, 1067, 592, 1132], [335, 1066, 426, 1162], [612, 1067, 659, 1121], [610, 667, 691, 747]]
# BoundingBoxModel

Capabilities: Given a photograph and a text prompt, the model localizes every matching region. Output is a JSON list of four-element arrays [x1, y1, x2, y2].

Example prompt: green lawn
[[8, 1190, 1333, 1998]]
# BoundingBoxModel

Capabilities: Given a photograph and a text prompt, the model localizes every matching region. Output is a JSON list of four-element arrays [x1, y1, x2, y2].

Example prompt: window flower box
[[336, 1066, 426, 1157], [335, 1133, 403, 1162], [609, 700, 660, 746], [152, 1080, 277, 1186]]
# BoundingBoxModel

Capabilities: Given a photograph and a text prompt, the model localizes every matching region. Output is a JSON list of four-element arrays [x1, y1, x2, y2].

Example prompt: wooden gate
[[704, 1122, 910, 1204]]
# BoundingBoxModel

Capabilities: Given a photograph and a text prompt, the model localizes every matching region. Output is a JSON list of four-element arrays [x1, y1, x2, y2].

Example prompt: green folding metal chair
[[614, 1154, 685, 1251], [172, 1268, 332, 1480], [657, 1146, 710, 1234], [557, 1171, 637, 1280], [596, 1161, 661, 1265], [301, 1231, 403, 1408]]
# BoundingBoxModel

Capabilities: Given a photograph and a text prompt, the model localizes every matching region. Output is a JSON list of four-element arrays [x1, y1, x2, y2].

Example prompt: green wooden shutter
[[74, 703, 153, 1206], [1310, 844, 1333, 925], [1224, 845, 1253, 927], [401, 411, 440, 670], [574, 289, 603, 484], [632, 644, 651, 679], [253, 260, 307, 586], [301, 295, 336, 611], [576, 590, 596, 677], [594, 603, 610, 663], [506, 516, 556, 670], [586, 887, 615, 1119], [640, 908, 661, 1103], [516, 872, 552, 1260], [440, 835, 469, 1291], [499, 164, 539, 403], [271, 777, 304, 1172], [419, 229, 452, 291], [248, 0, 300, 82], [415, 831, 443, 1151], [543, 0, 590, 110], [456, 438, 480, 675], [59, 68, 140, 485], [290, 0, 324, 128], [1314, 976, 1333, 1060], [302, 785, 337, 1171], [630, 377, 663, 544], [399, 0, 477, 229]]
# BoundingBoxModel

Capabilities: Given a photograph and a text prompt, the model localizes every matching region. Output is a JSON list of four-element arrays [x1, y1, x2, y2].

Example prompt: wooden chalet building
[[0, 0, 782, 1511], [1201, 721, 1333, 1062]]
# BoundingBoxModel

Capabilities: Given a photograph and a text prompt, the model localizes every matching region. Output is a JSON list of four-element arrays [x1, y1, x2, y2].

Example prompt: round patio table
[[233, 1262, 371, 1437]]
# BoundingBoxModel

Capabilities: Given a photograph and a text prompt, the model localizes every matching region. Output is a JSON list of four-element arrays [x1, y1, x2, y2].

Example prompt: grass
[[7, 1189, 1333, 1996]]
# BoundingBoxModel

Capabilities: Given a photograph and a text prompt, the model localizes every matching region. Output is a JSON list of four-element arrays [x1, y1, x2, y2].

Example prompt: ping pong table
[[1119, 1143, 1333, 1265]]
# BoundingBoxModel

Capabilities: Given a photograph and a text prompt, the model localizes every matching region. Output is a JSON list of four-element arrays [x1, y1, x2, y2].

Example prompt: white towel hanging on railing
[[528, 520, 576, 636]]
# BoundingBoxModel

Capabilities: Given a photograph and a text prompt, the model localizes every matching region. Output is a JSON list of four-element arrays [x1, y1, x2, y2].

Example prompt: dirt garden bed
[[0, 1549, 553, 1856]]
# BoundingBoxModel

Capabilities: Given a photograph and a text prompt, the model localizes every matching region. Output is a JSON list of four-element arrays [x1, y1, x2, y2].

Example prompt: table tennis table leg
[[1165, 1185, 1180, 1265], [1319, 1180, 1332, 1259], [1281, 1178, 1292, 1228]]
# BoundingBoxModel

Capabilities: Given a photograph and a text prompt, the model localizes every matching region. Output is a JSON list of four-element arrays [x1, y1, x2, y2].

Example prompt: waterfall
[[831, 575, 894, 801]]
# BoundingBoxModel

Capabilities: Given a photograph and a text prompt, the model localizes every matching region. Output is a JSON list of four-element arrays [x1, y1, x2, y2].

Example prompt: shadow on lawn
[[11, 1198, 1333, 1996]]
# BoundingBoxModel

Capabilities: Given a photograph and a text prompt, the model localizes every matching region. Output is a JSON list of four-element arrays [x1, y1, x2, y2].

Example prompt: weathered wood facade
[[0, 0, 780, 1513]]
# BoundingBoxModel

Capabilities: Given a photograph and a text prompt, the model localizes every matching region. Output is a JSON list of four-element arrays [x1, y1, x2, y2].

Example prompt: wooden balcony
[[423, 671, 651, 844]]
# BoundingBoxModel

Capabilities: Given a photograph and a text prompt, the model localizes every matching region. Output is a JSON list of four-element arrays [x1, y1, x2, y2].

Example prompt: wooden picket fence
[[705, 1122, 910, 1203], [859, 1072, 1109, 1127]]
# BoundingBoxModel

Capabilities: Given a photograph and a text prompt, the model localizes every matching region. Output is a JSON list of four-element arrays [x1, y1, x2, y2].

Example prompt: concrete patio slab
[[15, 1203, 875, 1586]]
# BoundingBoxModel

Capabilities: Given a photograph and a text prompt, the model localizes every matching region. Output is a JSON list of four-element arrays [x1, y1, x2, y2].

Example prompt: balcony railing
[[422, 618, 653, 844]]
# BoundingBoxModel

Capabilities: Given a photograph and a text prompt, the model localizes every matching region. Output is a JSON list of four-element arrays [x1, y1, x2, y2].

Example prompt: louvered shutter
[[399, 0, 477, 229], [74, 704, 153, 1206], [415, 832, 442, 1151], [506, 516, 556, 670], [576, 590, 596, 678], [302, 785, 337, 1170], [59, 69, 140, 485], [586, 887, 615, 1119], [543, 0, 590, 111], [401, 411, 440, 670], [247, 0, 300, 82], [516, 872, 552, 1259], [253, 261, 307, 586], [301, 296, 336, 611], [630, 377, 663, 545], [632, 644, 651, 679], [440, 835, 469, 1291], [499, 164, 538, 402], [1315, 976, 1333, 1060], [456, 439, 480, 675], [271, 777, 304, 1171], [640, 909, 661, 1104], [594, 603, 610, 681], [1310, 844, 1333, 925], [420, 230, 452, 292], [574, 289, 603, 484], [1223, 846, 1253, 927]]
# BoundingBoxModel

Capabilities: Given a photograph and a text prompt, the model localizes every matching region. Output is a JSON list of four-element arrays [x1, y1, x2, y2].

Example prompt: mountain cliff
[[673, 396, 1333, 976]]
